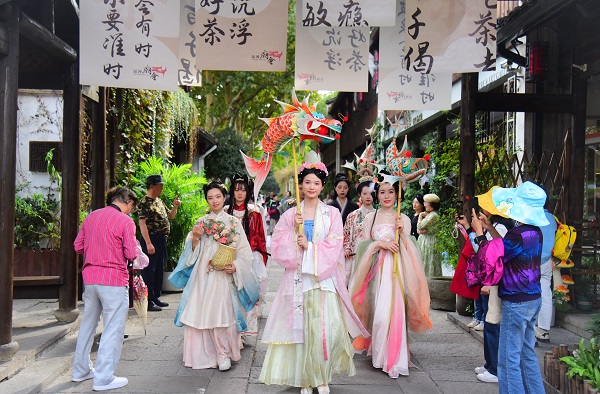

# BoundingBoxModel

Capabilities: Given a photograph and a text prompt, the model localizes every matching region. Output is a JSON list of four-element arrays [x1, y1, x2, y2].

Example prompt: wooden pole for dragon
[[292, 142, 303, 234]]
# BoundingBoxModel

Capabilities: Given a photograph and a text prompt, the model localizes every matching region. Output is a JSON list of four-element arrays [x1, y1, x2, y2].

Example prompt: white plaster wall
[[16, 89, 63, 200]]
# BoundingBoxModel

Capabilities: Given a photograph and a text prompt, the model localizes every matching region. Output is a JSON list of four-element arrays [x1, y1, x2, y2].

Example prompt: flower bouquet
[[199, 217, 239, 269]]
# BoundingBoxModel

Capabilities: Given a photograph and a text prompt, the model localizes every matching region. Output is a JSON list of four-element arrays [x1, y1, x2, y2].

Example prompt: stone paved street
[[37, 257, 504, 394]]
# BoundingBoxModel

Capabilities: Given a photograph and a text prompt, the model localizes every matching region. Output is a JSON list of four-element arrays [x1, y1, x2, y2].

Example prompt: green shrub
[[132, 156, 208, 270], [15, 190, 61, 249], [560, 338, 600, 389]]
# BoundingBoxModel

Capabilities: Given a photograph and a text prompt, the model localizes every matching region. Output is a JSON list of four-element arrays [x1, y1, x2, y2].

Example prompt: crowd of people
[[70, 154, 553, 393]]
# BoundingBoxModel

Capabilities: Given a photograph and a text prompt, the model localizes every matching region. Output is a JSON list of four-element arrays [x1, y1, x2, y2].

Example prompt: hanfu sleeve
[[270, 208, 301, 269], [343, 214, 354, 256]]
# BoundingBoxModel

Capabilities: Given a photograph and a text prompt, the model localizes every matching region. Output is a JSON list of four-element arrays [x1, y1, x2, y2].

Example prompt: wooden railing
[[545, 344, 599, 394]]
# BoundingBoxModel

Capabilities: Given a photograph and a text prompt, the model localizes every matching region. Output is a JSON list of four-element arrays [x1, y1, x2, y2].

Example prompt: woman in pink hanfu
[[259, 155, 369, 394], [348, 180, 432, 378]]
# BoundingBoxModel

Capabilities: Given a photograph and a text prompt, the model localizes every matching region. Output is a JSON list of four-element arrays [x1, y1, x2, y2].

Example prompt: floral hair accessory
[[299, 161, 328, 176]]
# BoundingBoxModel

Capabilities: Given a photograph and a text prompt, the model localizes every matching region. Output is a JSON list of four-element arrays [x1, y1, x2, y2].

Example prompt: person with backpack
[[470, 181, 548, 394], [535, 208, 558, 343]]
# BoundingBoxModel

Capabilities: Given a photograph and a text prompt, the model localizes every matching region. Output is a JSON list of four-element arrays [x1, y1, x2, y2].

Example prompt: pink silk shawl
[[349, 212, 433, 333], [261, 201, 369, 344]]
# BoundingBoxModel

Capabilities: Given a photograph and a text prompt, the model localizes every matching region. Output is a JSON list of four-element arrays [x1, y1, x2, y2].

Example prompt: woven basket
[[211, 243, 236, 268]]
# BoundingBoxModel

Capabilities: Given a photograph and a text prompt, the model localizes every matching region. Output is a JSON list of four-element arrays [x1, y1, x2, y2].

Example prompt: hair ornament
[[299, 161, 328, 176]]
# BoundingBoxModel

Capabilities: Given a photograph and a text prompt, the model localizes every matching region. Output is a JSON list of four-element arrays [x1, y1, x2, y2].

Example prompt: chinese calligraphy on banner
[[80, 0, 180, 90], [295, 0, 369, 91], [404, 0, 497, 74], [300, 0, 396, 27], [195, 0, 287, 72], [379, 0, 451, 110], [179, 0, 202, 86], [378, 67, 451, 110]]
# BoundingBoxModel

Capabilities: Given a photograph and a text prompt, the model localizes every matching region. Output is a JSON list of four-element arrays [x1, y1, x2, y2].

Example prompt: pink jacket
[[261, 202, 369, 344]]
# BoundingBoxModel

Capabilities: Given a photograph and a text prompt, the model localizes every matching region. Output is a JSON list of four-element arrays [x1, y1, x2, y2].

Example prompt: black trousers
[[140, 233, 167, 302]]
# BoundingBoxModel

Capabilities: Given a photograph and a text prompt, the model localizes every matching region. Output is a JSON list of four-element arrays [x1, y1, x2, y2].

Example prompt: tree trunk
[[204, 71, 215, 132]]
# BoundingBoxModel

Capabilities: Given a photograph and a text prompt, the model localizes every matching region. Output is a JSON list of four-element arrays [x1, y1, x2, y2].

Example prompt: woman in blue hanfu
[[259, 152, 369, 394], [168, 180, 259, 372]]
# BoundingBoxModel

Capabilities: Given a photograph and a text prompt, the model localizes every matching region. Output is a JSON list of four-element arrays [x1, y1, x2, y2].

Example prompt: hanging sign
[[378, 67, 451, 110], [195, 0, 287, 71], [295, 2, 369, 92], [80, 0, 180, 90], [379, 0, 406, 68], [300, 0, 396, 27], [179, 0, 202, 86], [404, 0, 497, 73]]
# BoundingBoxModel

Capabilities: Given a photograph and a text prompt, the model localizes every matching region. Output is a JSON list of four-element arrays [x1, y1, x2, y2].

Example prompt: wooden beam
[[0, 22, 6, 56], [56, 62, 81, 322], [19, 11, 77, 63], [567, 72, 587, 222], [497, 0, 574, 44], [91, 87, 108, 210], [0, 1, 19, 359], [474, 93, 573, 113], [459, 73, 478, 214]]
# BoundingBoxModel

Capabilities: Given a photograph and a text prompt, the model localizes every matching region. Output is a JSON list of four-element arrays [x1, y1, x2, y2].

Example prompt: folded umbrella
[[132, 273, 148, 335]]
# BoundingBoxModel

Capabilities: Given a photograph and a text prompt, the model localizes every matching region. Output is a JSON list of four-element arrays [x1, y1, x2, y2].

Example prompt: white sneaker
[[466, 318, 480, 328], [300, 387, 312, 394], [477, 371, 498, 383], [218, 358, 231, 371], [474, 366, 487, 374], [72, 369, 94, 382], [473, 321, 485, 331], [93, 376, 128, 391]]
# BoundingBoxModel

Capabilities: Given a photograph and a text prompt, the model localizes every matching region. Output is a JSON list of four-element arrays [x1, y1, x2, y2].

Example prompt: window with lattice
[[29, 141, 62, 172]]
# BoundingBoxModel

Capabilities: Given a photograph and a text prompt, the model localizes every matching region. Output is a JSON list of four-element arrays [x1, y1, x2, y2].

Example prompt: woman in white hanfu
[[259, 153, 369, 394], [169, 181, 259, 372]]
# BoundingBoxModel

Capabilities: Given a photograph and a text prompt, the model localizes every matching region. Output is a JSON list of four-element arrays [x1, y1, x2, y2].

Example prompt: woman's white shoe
[[300, 387, 312, 394], [317, 385, 330, 394]]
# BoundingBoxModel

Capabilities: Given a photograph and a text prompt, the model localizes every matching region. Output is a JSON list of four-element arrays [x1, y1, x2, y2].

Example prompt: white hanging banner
[[378, 67, 451, 110], [179, 0, 202, 86], [195, 0, 287, 71], [404, 0, 497, 73], [300, 0, 396, 27], [80, 0, 180, 90], [379, 0, 406, 68], [295, 2, 369, 92]]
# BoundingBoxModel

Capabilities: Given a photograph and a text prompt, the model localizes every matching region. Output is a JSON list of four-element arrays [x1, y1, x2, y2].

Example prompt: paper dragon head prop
[[241, 91, 342, 198], [342, 142, 377, 184], [379, 135, 430, 186]]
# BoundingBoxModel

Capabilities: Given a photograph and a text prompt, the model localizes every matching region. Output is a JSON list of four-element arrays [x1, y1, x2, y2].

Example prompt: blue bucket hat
[[491, 181, 549, 227]]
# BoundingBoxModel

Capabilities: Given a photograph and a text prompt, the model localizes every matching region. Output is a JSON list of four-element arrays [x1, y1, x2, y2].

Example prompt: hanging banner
[[300, 0, 396, 27], [80, 0, 180, 90], [295, 2, 369, 92], [179, 0, 202, 86], [404, 0, 497, 73], [195, 0, 287, 71], [378, 67, 451, 110], [295, 26, 370, 92], [379, 0, 406, 68]]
